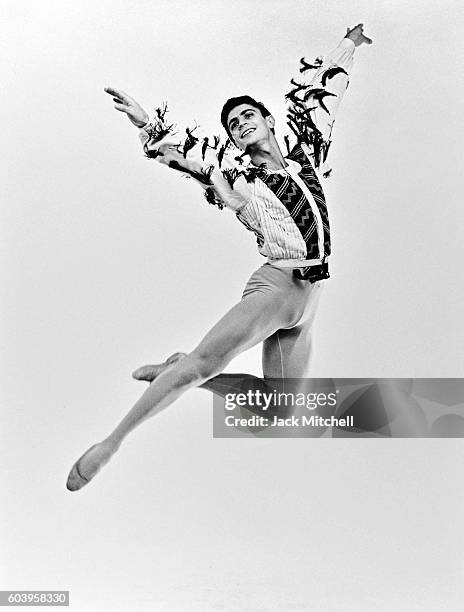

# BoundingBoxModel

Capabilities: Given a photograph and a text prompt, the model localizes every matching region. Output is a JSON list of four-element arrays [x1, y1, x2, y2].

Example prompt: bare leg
[[66, 289, 297, 490], [132, 282, 324, 401]]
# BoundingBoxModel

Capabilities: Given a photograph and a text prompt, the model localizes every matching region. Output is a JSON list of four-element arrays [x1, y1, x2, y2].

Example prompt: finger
[[362, 34, 373, 44], [104, 86, 122, 97], [114, 103, 131, 112], [105, 87, 132, 103]]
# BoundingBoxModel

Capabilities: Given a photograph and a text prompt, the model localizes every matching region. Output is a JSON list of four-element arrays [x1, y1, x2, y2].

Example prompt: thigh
[[262, 280, 324, 378], [192, 288, 297, 369], [263, 325, 314, 378]]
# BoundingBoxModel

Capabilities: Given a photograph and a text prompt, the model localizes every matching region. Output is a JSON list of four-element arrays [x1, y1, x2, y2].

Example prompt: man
[[66, 23, 372, 491]]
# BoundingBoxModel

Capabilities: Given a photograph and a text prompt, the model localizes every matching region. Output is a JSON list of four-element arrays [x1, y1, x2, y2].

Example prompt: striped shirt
[[139, 37, 355, 275]]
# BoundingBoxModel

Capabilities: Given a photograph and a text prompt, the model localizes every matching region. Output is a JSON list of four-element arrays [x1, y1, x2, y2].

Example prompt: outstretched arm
[[285, 23, 372, 172], [104, 87, 251, 212], [105, 87, 201, 174]]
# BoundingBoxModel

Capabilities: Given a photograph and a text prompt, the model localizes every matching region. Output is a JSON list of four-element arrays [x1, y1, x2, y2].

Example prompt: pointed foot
[[66, 440, 116, 492], [132, 352, 186, 382]]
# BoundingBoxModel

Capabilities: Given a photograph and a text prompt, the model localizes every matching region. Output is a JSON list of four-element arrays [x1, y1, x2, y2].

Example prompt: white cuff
[[340, 37, 356, 50]]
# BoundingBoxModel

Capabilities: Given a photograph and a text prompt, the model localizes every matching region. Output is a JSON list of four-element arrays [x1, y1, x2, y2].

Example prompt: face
[[227, 104, 275, 150]]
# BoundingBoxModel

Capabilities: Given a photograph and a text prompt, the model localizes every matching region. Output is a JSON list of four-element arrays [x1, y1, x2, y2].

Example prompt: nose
[[238, 116, 248, 131]]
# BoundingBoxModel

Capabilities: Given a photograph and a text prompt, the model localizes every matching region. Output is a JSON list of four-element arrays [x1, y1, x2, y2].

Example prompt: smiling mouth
[[241, 128, 255, 138]]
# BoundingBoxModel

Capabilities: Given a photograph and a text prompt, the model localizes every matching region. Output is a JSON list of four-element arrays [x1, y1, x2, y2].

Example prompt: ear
[[266, 115, 276, 130]]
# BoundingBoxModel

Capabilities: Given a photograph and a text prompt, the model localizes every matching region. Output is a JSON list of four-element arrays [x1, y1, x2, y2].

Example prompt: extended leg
[[133, 278, 324, 400], [66, 288, 297, 490]]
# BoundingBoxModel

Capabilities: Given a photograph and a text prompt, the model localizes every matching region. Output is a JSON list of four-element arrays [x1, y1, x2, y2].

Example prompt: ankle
[[102, 436, 121, 453]]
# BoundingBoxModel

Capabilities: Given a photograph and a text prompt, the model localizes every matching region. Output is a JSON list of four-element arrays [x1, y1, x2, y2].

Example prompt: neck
[[247, 136, 287, 171]]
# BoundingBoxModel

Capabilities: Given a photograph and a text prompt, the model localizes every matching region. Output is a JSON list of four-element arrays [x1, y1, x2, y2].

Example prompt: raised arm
[[104, 87, 251, 212], [285, 23, 372, 173]]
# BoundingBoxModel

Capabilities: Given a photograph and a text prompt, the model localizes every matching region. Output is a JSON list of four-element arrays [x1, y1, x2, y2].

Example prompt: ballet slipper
[[66, 442, 113, 492], [132, 352, 186, 382]]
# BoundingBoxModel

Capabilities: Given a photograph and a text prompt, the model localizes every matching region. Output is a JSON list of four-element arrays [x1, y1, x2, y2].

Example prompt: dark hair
[[220, 95, 272, 139]]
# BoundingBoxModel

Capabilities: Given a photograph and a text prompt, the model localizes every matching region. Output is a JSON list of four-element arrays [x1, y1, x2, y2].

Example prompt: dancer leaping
[[66, 24, 372, 491]]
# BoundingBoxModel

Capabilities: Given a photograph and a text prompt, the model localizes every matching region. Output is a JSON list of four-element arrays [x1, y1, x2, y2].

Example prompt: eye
[[244, 112, 254, 119]]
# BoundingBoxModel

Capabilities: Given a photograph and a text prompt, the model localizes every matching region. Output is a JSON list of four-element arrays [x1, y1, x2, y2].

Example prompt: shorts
[[241, 263, 324, 330]]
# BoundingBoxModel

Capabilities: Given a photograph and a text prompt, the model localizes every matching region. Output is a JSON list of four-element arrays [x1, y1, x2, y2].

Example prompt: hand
[[104, 87, 150, 128], [345, 23, 373, 47]]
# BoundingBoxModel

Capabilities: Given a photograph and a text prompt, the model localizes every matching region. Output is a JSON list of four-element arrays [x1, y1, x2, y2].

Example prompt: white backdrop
[[2, 1, 464, 610]]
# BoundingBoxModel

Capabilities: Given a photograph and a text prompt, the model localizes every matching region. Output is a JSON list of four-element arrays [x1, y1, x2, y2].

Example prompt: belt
[[293, 261, 330, 283]]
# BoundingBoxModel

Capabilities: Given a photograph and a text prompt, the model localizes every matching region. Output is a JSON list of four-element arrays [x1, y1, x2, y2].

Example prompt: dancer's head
[[220, 95, 275, 150]]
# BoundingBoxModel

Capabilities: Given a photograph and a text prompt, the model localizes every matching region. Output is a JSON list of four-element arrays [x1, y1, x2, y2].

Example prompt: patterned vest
[[256, 145, 331, 282], [258, 144, 331, 259]]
